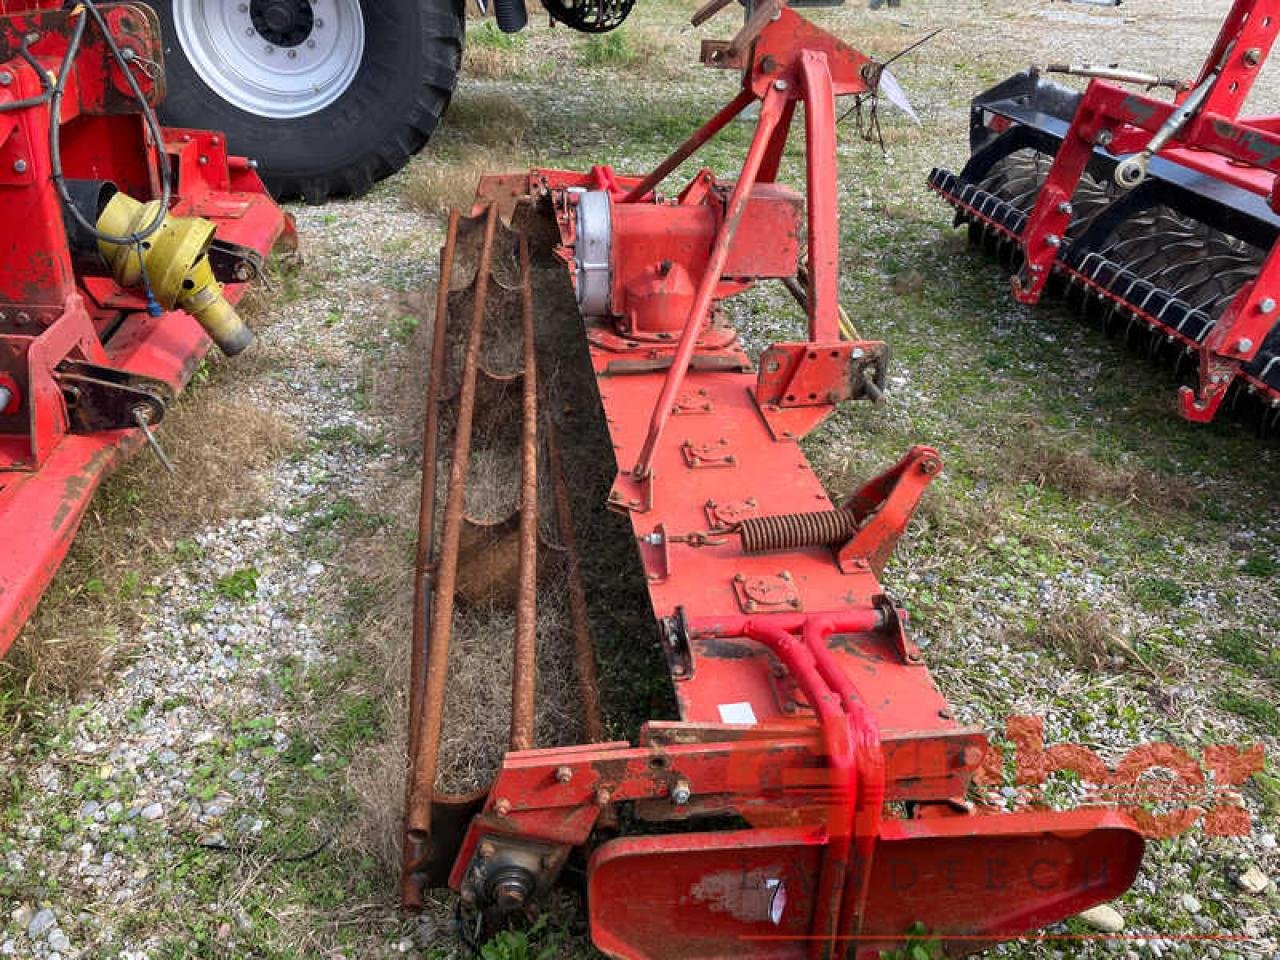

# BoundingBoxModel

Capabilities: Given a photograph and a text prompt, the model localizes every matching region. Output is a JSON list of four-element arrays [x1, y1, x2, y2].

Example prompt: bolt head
[[595, 788, 611, 806], [13, 159, 28, 174], [1057, 201, 1074, 216], [1045, 234, 1062, 248], [494, 797, 512, 817], [1237, 338, 1254, 353], [773, 79, 788, 91], [0, 71, 12, 86], [1259, 297, 1276, 314], [554, 766, 573, 784], [478, 841, 496, 859], [671, 780, 692, 806]]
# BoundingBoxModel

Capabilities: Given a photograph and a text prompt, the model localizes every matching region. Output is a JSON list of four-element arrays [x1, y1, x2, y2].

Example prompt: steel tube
[[799, 51, 842, 342], [632, 85, 787, 478], [547, 419, 606, 743], [740, 619, 854, 960], [405, 205, 499, 842], [407, 209, 460, 764], [620, 89, 755, 204], [804, 616, 885, 944], [509, 234, 539, 752]]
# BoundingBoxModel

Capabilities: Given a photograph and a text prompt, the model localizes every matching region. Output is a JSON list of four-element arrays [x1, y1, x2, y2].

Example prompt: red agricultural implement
[[402, 2, 1144, 956], [0, 1, 292, 654], [930, 0, 1280, 433]]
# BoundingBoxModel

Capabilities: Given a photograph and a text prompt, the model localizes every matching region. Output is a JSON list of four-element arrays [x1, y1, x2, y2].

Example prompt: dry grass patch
[[1006, 430, 1195, 512], [463, 43, 521, 79], [441, 92, 529, 149], [1026, 605, 1151, 673], [405, 145, 531, 216], [2, 355, 297, 710]]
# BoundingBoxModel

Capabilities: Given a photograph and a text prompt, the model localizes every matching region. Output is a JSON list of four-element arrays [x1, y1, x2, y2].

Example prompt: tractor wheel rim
[[173, 0, 365, 120]]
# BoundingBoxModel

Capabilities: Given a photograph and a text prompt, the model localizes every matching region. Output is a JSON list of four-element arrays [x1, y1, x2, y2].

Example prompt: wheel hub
[[251, 0, 314, 48], [173, 0, 366, 120]]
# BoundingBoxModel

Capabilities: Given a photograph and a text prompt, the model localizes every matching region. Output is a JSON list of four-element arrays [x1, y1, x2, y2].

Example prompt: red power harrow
[[931, 0, 1280, 432], [0, 2, 292, 653], [403, 3, 1144, 957]]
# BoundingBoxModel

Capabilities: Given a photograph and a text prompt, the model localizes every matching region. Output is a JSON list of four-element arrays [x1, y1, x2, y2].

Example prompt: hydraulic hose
[[493, 0, 528, 34]]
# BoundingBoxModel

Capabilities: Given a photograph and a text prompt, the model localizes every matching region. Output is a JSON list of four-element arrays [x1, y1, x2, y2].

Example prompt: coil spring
[[738, 509, 860, 554]]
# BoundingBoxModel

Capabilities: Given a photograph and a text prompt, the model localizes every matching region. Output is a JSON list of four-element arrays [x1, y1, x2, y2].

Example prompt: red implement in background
[[0, 3, 293, 654], [930, 0, 1280, 429], [402, 2, 1145, 957]]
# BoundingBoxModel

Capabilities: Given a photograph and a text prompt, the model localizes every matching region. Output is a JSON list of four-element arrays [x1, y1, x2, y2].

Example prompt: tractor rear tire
[[144, 0, 464, 202]]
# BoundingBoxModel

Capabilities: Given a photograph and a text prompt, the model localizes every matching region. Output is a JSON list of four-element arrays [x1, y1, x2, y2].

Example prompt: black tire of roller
[[143, 0, 465, 203], [972, 151, 1280, 403]]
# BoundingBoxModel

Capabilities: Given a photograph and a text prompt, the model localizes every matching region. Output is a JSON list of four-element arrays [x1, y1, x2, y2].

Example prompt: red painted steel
[[0, 3, 292, 653], [445, 7, 1146, 958], [1010, 0, 1280, 421]]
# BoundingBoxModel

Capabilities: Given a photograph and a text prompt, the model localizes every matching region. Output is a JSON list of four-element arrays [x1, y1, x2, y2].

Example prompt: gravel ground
[[2, 195, 445, 957], [2, 1, 1279, 958]]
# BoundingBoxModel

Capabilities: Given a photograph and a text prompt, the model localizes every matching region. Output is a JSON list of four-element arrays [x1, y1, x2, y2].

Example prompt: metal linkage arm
[[630, 84, 788, 480]]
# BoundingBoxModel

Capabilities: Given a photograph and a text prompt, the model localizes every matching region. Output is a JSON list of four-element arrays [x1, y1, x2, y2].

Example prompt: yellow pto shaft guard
[[97, 192, 255, 357]]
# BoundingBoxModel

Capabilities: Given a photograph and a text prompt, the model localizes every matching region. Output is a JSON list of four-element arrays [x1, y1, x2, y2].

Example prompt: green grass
[[216, 567, 261, 602], [576, 30, 637, 67], [1216, 692, 1280, 735], [469, 19, 527, 51]]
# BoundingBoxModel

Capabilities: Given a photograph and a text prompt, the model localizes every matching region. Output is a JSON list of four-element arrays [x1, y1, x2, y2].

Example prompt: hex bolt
[[478, 841, 496, 859], [1095, 129, 1114, 146], [1044, 234, 1062, 248], [773, 79, 788, 91], [1245, 47, 1262, 67], [1057, 202, 1073, 216], [595, 787, 612, 806], [1237, 338, 1254, 352], [1260, 297, 1276, 314], [13, 159, 28, 174], [0, 71, 12, 86], [494, 797, 512, 817], [555, 765, 573, 784], [671, 779, 692, 806]]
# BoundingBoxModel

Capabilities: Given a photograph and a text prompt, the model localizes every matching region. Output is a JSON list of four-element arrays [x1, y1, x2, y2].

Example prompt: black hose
[[49, 1, 172, 247], [493, 0, 529, 34], [0, 35, 54, 113]]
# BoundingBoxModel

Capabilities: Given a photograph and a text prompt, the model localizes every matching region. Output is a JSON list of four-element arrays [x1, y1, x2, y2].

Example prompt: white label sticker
[[717, 702, 758, 725]]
